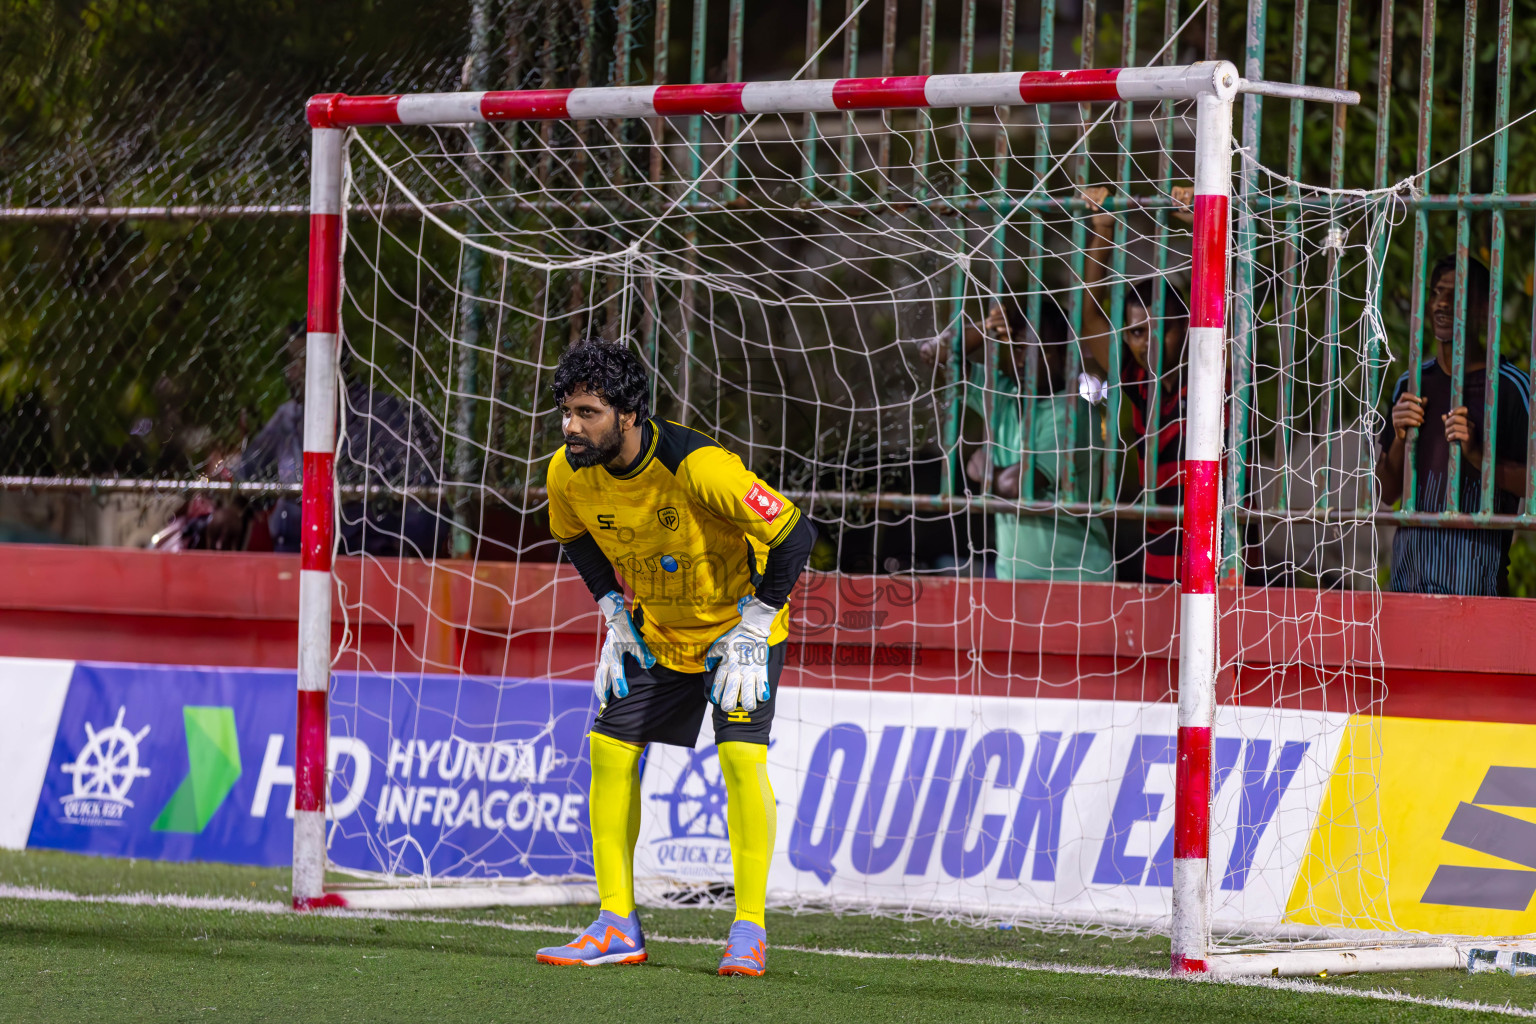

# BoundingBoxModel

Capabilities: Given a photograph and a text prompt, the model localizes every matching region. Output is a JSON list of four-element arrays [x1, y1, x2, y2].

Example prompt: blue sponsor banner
[[325, 668, 595, 880], [29, 663, 297, 866], [27, 661, 597, 879]]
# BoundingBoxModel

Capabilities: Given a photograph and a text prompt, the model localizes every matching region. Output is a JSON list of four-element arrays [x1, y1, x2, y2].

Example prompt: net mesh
[[316, 91, 1415, 947]]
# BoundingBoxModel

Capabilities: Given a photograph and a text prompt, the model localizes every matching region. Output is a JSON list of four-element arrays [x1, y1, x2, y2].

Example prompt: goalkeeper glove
[[706, 596, 777, 713], [595, 591, 655, 709]]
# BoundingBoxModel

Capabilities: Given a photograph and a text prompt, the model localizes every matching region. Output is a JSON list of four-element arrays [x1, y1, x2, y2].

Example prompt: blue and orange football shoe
[[716, 920, 767, 977], [535, 910, 647, 966]]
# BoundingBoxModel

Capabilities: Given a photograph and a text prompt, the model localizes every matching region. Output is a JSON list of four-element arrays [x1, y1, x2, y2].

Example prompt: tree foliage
[[0, 0, 469, 477]]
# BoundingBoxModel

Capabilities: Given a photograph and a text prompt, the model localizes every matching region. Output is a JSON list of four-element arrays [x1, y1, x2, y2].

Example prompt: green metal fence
[[1, 0, 1531, 582]]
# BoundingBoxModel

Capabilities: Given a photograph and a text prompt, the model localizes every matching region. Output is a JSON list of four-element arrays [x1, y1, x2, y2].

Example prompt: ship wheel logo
[[59, 706, 151, 825], [650, 745, 729, 841]]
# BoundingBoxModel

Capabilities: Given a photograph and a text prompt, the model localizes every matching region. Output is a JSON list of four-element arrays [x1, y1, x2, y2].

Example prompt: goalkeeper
[[535, 339, 815, 977]]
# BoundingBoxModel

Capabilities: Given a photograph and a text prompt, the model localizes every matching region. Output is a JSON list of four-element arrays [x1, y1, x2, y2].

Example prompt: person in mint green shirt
[[959, 300, 1115, 582]]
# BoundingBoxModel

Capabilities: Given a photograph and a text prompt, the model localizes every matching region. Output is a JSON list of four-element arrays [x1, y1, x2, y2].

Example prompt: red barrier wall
[[2, 544, 1531, 723]]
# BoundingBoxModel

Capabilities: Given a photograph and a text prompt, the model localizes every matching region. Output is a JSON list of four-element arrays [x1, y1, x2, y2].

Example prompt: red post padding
[[300, 451, 335, 573], [295, 688, 328, 813], [1189, 194, 1229, 330], [654, 82, 748, 116], [306, 214, 342, 334], [1180, 460, 1220, 594], [832, 76, 931, 110], [1173, 725, 1213, 858], [1019, 68, 1121, 103], [480, 89, 573, 120]]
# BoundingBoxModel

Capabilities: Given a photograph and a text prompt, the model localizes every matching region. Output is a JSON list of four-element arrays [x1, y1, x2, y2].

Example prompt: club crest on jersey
[[657, 506, 680, 531], [742, 483, 783, 523]]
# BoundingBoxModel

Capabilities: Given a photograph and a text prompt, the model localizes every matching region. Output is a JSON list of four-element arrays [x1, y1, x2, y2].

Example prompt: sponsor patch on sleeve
[[741, 482, 784, 524]]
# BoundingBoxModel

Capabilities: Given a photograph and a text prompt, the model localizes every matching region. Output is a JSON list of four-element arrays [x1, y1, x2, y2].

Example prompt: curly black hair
[[550, 338, 651, 421]]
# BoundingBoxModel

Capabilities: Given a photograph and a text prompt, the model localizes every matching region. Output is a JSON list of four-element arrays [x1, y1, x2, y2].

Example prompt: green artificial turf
[[1, 849, 1533, 1023]]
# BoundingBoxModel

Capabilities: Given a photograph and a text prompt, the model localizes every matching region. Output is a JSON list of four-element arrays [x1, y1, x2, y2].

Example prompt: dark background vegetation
[[1, 0, 1532, 581]]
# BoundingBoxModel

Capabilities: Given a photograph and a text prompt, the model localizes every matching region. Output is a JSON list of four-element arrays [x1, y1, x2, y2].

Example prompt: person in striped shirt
[[1080, 188, 1195, 584], [1376, 255, 1530, 595]]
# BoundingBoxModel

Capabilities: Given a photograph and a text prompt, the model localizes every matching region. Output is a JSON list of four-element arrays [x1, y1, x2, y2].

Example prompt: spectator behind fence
[[966, 300, 1114, 580], [912, 297, 1114, 580], [227, 331, 449, 559], [1079, 189, 1194, 585], [1376, 255, 1530, 595]]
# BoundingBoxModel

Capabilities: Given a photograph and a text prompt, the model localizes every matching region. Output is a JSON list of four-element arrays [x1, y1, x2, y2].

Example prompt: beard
[[564, 421, 624, 468]]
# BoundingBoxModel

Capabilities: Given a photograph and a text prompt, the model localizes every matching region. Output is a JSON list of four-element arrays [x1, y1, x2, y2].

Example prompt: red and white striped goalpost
[[295, 123, 346, 912], [1168, 84, 1234, 977], [293, 60, 1303, 974]]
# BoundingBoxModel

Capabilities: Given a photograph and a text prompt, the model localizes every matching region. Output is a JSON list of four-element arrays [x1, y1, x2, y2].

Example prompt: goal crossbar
[[305, 63, 1239, 128], [294, 60, 1366, 980]]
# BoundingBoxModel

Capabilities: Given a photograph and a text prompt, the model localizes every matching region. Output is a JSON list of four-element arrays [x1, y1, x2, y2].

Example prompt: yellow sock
[[588, 732, 643, 917], [718, 740, 776, 928]]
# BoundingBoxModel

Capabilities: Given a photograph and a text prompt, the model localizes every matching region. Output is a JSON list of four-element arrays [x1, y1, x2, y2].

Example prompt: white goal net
[[300, 71, 1440, 966]]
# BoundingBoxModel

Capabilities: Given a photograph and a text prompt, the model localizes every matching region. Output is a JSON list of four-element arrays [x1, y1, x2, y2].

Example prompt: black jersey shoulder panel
[[654, 419, 721, 474]]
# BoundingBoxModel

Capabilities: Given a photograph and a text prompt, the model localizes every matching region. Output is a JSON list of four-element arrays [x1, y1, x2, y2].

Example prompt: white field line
[[3, 884, 1534, 1018], [0, 884, 289, 913]]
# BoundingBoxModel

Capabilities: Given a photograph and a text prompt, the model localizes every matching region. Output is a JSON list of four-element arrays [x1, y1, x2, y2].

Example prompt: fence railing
[[2, 0, 1530, 573]]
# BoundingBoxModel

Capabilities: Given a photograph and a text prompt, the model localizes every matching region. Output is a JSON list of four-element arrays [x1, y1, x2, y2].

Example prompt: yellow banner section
[[1287, 716, 1536, 935]]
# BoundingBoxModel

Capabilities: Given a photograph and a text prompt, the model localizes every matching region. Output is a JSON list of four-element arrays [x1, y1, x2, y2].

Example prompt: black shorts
[[591, 642, 783, 748]]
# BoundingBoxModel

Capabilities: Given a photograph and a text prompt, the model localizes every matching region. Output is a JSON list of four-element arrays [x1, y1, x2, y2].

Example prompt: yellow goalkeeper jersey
[[545, 419, 800, 671]]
